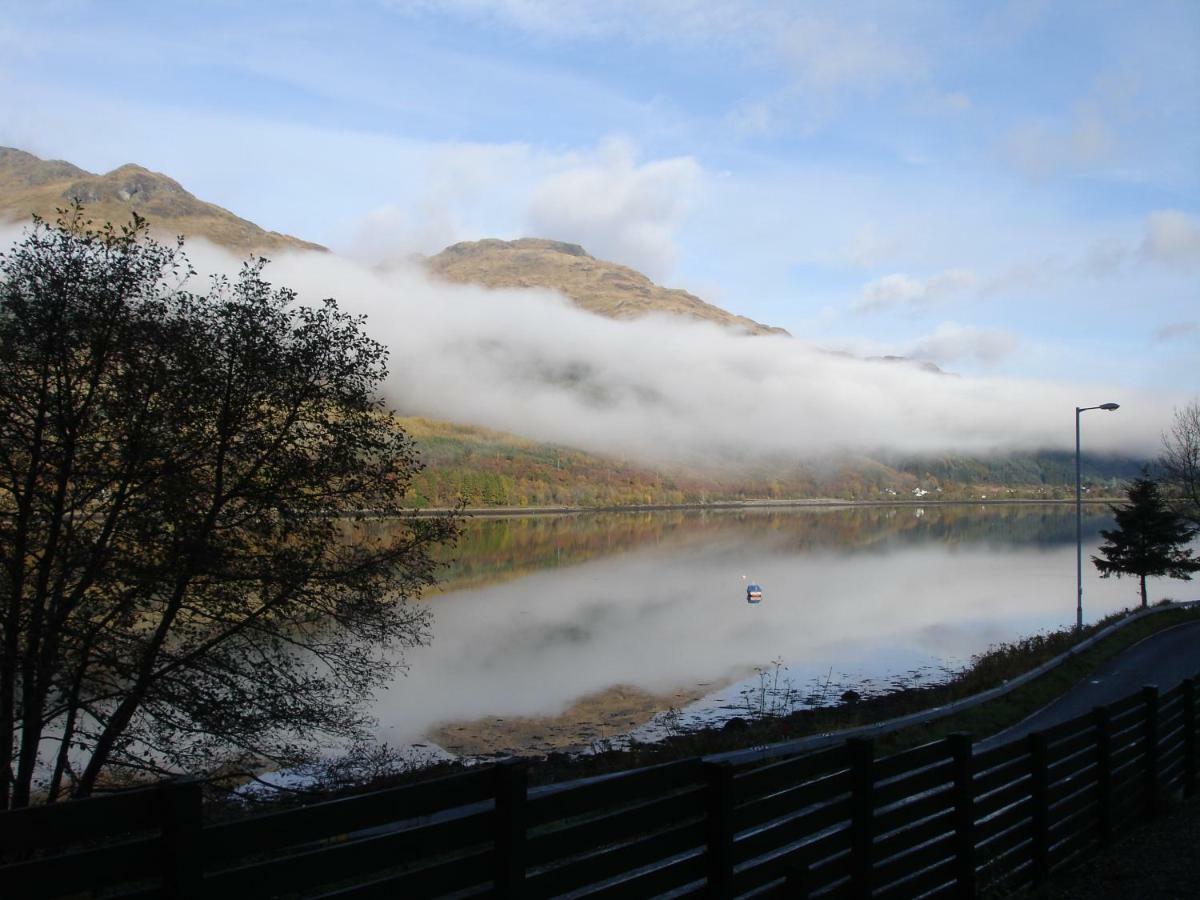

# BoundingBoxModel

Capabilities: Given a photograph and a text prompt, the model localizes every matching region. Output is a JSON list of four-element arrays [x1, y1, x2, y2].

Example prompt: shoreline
[[403, 496, 1123, 518], [229, 603, 1200, 806]]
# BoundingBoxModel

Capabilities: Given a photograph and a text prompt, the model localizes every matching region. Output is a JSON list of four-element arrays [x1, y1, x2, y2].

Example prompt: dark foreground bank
[[1023, 795, 1200, 899]]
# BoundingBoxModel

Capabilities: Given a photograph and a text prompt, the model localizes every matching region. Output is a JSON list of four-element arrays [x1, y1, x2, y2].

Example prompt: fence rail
[[4, 673, 1198, 899]]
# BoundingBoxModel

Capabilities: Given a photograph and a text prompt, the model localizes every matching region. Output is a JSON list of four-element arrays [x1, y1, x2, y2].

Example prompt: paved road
[[978, 620, 1200, 751]]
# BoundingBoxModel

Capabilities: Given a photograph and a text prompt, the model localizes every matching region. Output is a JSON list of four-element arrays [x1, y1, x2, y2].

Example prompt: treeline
[[398, 417, 1143, 509], [889, 450, 1144, 490]]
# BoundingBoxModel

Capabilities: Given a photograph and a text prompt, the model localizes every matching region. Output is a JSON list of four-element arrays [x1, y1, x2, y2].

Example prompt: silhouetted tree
[[1092, 471, 1199, 608], [1160, 399, 1200, 528], [0, 208, 457, 808]]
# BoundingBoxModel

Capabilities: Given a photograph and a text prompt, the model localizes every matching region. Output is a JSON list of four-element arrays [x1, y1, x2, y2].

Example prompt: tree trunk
[[1140, 574, 1147, 608]]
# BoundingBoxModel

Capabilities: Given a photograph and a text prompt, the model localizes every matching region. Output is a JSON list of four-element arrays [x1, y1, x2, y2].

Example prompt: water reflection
[[372, 505, 1142, 752]]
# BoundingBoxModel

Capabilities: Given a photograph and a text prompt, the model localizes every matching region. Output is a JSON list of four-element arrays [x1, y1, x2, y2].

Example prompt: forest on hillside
[[399, 418, 1143, 508]]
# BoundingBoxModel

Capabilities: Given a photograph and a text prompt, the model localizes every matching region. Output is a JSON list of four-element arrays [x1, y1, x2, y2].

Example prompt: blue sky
[[2, 0, 1198, 391]]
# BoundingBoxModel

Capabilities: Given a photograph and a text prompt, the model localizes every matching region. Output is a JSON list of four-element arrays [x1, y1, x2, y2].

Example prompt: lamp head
[[1099, 403, 1120, 411]]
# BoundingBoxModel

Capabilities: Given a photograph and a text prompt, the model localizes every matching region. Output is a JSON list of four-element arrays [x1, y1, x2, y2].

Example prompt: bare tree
[[0, 209, 457, 808], [1160, 399, 1200, 529]]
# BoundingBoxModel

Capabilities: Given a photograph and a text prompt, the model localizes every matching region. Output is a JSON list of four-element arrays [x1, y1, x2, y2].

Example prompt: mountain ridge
[[3, 147, 1132, 506], [0, 147, 325, 255], [424, 237, 789, 336]]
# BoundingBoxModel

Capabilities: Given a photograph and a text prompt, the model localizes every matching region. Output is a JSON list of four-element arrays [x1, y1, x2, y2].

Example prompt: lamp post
[[1076, 402, 1120, 629]]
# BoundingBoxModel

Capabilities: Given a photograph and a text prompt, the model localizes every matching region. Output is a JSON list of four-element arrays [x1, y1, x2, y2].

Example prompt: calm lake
[[370, 503, 1156, 757]]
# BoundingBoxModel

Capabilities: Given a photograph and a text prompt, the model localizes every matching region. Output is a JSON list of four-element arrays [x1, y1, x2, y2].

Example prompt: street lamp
[[1076, 402, 1120, 629]]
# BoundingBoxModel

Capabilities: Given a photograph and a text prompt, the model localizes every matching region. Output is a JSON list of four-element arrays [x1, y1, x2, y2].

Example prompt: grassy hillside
[[400, 417, 702, 507], [399, 417, 1140, 508], [424, 238, 788, 336], [0, 148, 324, 256]]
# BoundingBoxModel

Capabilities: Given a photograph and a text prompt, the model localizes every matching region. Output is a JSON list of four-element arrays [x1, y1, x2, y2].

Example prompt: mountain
[[0, 148, 1142, 504], [425, 237, 788, 336], [1, 147, 778, 336], [399, 415, 1140, 508], [0, 147, 324, 255]]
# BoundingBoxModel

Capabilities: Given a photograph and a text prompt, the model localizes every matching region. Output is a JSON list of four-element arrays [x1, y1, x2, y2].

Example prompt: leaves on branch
[[0, 206, 458, 807]]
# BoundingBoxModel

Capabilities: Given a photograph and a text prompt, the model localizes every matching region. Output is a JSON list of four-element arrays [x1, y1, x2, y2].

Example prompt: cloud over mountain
[[158, 242, 1165, 465], [909, 322, 1019, 367], [524, 139, 701, 280]]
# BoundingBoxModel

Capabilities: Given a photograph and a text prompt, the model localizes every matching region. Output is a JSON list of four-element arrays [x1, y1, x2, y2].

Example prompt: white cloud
[[126, 238, 1168, 462], [1080, 238, 1130, 277], [858, 274, 924, 309], [1005, 101, 1116, 179], [725, 100, 775, 137], [909, 322, 1019, 367], [1035, 210, 1200, 280], [524, 138, 702, 278], [773, 16, 926, 94], [846, 224, 900, 268], [855, 268, 975, 313], [1153, 321, 1198, 342], [349, 205, 460, 264], [311, 136, 707, 272], [418, 2, 929, 98], [1140, 210, 1200, 269], [977, 256, 1064, 296], [341, 141, 542, 261]]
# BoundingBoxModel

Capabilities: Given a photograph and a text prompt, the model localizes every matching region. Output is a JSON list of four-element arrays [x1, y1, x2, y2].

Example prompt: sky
[[1, 1, 1197, 426]]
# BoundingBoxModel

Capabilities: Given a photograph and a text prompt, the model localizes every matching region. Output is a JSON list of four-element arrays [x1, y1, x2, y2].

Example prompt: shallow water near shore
[[369, 504, 1150, 756]]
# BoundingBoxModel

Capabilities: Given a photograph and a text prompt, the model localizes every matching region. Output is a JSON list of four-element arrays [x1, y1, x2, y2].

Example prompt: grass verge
[[871, 603, 1200, 755]]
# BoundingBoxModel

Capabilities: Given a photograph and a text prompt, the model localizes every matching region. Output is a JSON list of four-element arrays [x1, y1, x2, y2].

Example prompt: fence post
[[1028, 732, 1049, 886], [159, 778, 203, 900], [1184, 678, 1197, 799], [494, 759, 528, 898], [703, 761, 735, 899], [1142, 685, 1160, 819], [847, 737, 875, 897], [947, 733, 975, 899], [1093, 706, 1113, 844]]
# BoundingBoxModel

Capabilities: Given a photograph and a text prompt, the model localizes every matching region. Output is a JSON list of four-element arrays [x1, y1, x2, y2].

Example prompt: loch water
[[370, 504, 1158, 755]]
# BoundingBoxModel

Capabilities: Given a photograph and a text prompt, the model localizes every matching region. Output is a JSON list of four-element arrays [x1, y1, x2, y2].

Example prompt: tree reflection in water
[[366, 505, 1129, 755]]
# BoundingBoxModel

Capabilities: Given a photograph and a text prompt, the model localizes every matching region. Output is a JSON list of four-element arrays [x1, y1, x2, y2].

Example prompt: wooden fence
[[3, 673, 1196, 899]]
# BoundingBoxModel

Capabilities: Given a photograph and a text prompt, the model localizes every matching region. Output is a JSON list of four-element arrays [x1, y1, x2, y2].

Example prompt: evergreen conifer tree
[[1093, 471, 1200, 607]]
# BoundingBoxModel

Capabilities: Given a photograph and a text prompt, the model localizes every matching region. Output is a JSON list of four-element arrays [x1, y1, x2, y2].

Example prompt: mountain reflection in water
[[369, 505, 1136, 754]]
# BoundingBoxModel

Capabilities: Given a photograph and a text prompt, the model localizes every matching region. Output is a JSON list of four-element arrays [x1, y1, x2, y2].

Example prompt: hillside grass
[[398, 415, 1133, 508], [872, 604, 1200, 755]]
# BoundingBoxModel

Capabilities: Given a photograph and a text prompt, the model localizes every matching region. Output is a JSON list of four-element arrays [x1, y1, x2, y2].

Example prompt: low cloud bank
[[257, 249, 1167, 463], [2, 224, 1171, 463]]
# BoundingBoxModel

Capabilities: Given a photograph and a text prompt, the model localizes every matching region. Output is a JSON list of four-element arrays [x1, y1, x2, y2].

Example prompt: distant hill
[[0, 147, 324, 256], [398, 416, 1140, 508], [425, 237, 788, 336], [0, 147, 1143, 506]]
